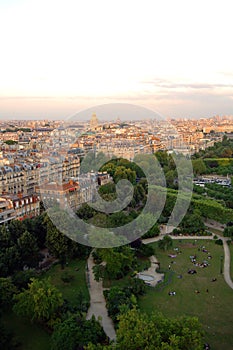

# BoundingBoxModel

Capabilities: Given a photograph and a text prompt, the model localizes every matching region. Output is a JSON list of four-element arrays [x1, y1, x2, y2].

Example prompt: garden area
[[40, 258, 90, 308], [1, 258, 90, 350], [138, 239, 233, 350]]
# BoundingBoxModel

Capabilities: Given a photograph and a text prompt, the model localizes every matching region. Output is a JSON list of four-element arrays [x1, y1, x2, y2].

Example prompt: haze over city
[[0, 0, 233, 120]]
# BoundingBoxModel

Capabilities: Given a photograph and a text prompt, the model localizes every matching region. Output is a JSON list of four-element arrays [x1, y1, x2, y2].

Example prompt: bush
[[128, 278, 146, 296], [215, 239, 223, 246], [136, 244, 154, 258], [92, 251, 102, 264]]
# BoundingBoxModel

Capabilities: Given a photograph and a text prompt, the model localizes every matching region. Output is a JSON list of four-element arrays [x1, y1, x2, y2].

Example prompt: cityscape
[[1, 0, 233, 349]]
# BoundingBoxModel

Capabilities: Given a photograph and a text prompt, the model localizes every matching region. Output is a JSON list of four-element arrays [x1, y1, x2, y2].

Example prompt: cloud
[[141, 78, 233, 90]]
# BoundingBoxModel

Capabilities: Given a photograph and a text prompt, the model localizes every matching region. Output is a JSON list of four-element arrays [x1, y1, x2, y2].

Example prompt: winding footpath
[[86, 225, 233, 340], [86, 252, 116, 340], [205, 222, 233, 290]]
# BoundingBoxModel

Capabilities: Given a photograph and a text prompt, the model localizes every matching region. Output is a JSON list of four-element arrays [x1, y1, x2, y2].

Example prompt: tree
[[104, 287, 137, 323], [158, 235, 173, 251], [192, 159, 207, 176], [98, 246, 134, 279], [142, 223, 160, 239], [17, 231, 40, 268], [45, 217, 72, 268], [0, 277, 18, 310], [51, 314, 107, 350], [13, 278, 63, 326], [116, 308, 204, 350], [180, 212, 205, 235], [77, 203, 97, 220]]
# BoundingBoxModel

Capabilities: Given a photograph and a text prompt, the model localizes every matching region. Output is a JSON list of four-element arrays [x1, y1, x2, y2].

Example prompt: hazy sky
[[0, 0, 233, 120]]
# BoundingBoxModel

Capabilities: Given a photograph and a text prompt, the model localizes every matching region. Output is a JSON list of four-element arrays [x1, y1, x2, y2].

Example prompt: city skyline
[[0, 0, 233, 119]]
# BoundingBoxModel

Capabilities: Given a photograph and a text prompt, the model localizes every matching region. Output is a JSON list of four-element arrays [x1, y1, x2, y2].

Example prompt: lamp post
[[220, 255, 223, 274]]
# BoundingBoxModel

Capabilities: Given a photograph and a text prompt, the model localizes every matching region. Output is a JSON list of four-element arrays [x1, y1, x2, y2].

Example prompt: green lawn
[[138, 239, 233, 350], [2, 311, 50, 350], [40, 259, 90, 306], [2, 259, 89, 350]]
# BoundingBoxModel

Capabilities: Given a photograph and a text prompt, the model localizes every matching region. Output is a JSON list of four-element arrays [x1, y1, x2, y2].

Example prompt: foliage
[[179, 212, 205, 235], [135, 243, 154, 258], [128, 278, 146, 296], [93, 264, 105, 282], [215, 239, 223, 246], [17, 230, 40, 268], [142, 223, 160, 239], [4, 140, 18, 145], [104, 286, 137, 323], [192, 159, 207, 175], [0, 277, 18, 310], [115, 308, 204, 350], [224, 225, 233, 239], [77, 203, 97, 220], [158, 235, 173, 251], [13, 278, 63, 326], [12, 269, 37, 290], [51, 314, 107, 350], [97, 246, 135, 279]]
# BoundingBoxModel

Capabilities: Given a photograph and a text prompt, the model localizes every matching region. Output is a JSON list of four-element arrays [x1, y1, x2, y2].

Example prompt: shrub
[[215, 239, 223, 246]]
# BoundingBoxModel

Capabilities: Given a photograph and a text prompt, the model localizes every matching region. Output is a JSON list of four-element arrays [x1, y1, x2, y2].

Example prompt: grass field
[[2, 311, 50, 350], [40, 258, 90, 306], [2, 258, 89, 350], [138, 239, 233, 350]]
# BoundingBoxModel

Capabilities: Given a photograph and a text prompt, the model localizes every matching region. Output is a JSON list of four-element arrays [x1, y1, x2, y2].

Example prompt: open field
[[138, 239, 233, 350], [2, 311, 50, 350], [40, 258, 90, 306]]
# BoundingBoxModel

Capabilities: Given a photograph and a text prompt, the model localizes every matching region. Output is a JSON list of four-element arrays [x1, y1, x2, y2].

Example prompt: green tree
[[192, 159, 207, 176], [116, 308, 204, 350], [180, 212, 205, 234], [104, 287, 137, 323], [13, 278, 63, 325], [45, 217, 72, 268], [0, 277, 18, 310], [158, 235, 173, 251], [17, 231, 40, 268], [51, 314, 107, 350], [98, 246, 134, 279]]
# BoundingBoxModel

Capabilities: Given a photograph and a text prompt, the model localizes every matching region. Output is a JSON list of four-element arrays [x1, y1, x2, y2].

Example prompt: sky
[[0, 0, 233, 120]]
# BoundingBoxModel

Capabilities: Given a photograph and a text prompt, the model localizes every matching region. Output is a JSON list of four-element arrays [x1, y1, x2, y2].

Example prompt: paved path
[[204, 222, 233, 289], [220, 236, 233, 289], [86, 252, 116, 340]]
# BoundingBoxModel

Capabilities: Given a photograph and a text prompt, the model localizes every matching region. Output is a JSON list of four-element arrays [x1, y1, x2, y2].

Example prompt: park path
[[86, 252, 116, 340], [204, 221, 233, 290]]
